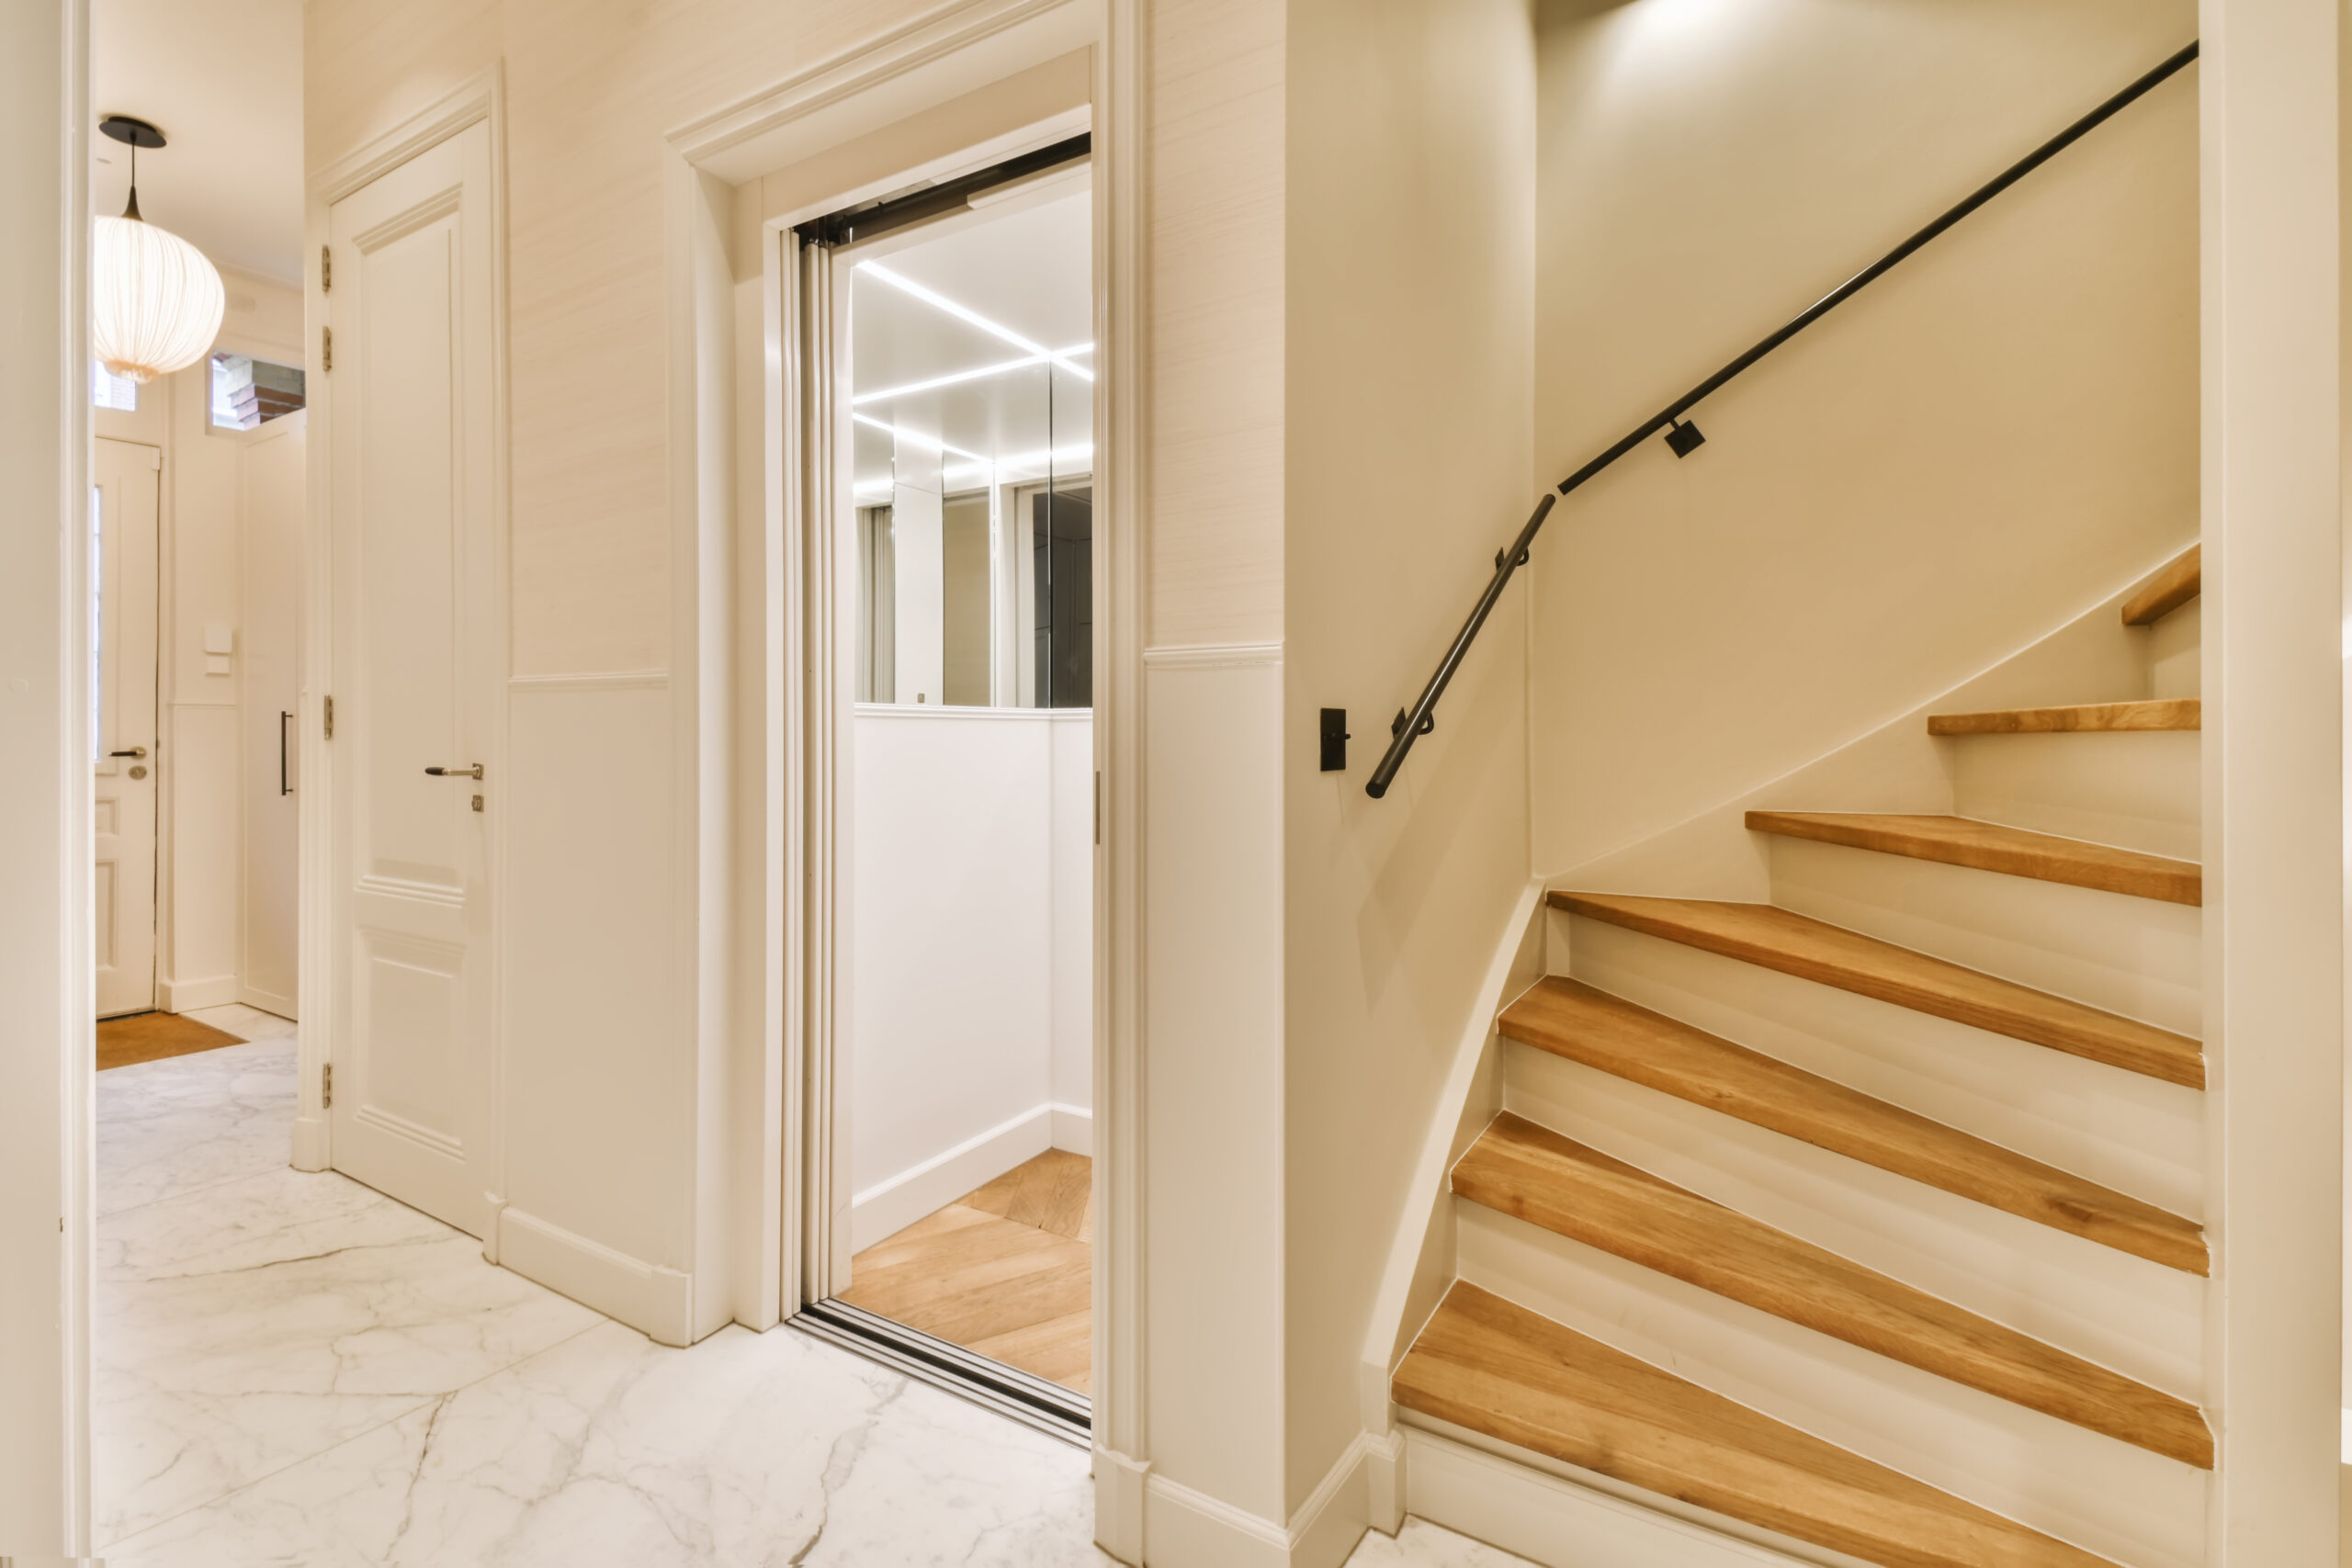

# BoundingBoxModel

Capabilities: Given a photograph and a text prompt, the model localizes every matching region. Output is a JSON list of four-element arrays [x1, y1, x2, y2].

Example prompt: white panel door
[[93, 437, 161, 1019], [326, 121, 501, 1236]]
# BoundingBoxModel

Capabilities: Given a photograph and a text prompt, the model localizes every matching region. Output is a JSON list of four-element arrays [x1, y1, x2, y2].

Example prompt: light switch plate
[[202, 625, 235, 656]]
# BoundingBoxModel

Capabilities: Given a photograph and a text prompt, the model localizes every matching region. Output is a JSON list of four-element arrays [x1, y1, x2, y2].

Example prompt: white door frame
[[294, 68, 512, 1181], [662, 0, 1148, 1548]]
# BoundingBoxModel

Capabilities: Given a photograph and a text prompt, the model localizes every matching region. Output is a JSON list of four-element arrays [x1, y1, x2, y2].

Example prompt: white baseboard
[[850, 1102, 1055, 1250], [236, 981, 298, 1020], [496, 1204, 695, 1347], [288, 1112, 328, 1172], [1143, 1472, 1288, 1568], [1050, 1100, 1093, 1156], [159, 973, 239, 1011], [1137, 1431, 1376, 1568], [1402, 1423, 1851, 1568], [1094, 1446, 1149, 1564]]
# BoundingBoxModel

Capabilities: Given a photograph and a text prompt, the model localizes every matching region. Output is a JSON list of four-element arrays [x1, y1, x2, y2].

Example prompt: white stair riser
[[1566, 916, 2206, 1215], [2143, 596, 2199, 700], [1504, 1045, 2205, 1396], [1458, 1203, 2207, 1568], [1948, 729, 2199, 860], [1764, 838, 2201, 1036]]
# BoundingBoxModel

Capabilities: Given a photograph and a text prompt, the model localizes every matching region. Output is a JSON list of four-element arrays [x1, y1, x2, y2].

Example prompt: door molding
[[297, 65, 511, 1178], [661, 0, 1144, 1541]]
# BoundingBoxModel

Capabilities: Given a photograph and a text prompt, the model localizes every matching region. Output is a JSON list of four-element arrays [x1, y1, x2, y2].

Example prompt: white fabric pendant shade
[[92, 212, 224, 384]]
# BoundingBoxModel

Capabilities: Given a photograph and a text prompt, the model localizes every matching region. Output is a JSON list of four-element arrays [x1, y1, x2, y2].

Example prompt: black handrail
[[1364, 39, 2199, 801]]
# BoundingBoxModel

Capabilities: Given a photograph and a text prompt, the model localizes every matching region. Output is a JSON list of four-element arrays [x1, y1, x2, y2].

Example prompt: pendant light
[[92, 115, 224, 384]]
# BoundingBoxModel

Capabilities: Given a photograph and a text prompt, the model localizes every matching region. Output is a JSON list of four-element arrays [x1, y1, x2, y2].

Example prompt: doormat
[[96, 1010, 243, 1071]]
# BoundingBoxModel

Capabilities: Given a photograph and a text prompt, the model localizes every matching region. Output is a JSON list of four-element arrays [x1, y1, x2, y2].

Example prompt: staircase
[[1391, 547, 2207, 1568]]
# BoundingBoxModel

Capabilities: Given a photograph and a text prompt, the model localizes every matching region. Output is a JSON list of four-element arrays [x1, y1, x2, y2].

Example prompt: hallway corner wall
[[1528, 0, 2201, 877], [1279, 0, 1540, 1539]]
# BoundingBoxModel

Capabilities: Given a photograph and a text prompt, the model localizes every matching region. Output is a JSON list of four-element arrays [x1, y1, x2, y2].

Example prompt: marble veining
[[95, 1024, 1524, 1565], [97, 1037, 301, 1216]]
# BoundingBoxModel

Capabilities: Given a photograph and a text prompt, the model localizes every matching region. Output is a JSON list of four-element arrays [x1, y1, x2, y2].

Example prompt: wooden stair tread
[[1395, 1283, 2124, 1568], [2120, 545, 2199, 626], [1454, 1112, 2211, 1464], [1549, 892, 2204, 1089], [1498, 978, 2207, 1274], [1744, 811, 2201, 907], [1927, 698, 2199, 736]]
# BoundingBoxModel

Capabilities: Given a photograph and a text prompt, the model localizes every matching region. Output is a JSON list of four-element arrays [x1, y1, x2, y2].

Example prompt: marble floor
[[94, 1012, 1532, 1567]]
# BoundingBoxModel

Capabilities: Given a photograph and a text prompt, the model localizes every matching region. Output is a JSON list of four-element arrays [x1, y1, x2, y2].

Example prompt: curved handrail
[[1364, 39, 2199, 801]]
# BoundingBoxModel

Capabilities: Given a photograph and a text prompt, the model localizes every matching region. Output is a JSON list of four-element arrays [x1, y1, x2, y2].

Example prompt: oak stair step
[[1549, 892, 2204, 1089], [1498, 977, 2207, 1273], [1926, 698, 2199, 736], [1743, 811, 2201, 907], [1394, 1282, 2126, 1568], [1453, 1112, 2211, 1464], [2120, 545, 2199, 626]]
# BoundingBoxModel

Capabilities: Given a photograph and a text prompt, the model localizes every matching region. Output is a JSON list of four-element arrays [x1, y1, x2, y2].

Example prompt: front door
[[93, 437, 160, 1019], [324, 119, 501, 1236]]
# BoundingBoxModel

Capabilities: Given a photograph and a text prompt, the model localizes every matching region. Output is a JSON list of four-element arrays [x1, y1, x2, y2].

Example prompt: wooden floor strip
[[1926, 698, 2199, 736], [1498, 977, 2206, 1273], [1394, 1284, 2124, 1568], [840, 1151, 1093, 1392], [1744, 810, 2201, 906], [1550, 892, 2204, 1089], [1453, 1113, 2211, 1464], [2120, 545, 2199, 626]]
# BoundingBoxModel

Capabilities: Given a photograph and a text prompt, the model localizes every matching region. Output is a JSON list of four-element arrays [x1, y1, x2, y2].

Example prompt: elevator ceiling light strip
[[852, 344, 1096, 406], [851, 412, 988, 463], [857, 262, 1096, 383]]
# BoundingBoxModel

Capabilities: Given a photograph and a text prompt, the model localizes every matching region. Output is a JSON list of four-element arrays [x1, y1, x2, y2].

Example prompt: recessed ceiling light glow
[[942, 442, 1095, 484], [858, 261, 1095, 382], [852, 344, 1095, 406], [852, 412, 988, 463]]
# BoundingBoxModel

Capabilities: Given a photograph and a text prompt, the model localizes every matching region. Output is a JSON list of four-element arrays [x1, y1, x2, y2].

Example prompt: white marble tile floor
[[94, 1030, 1528, 1566]]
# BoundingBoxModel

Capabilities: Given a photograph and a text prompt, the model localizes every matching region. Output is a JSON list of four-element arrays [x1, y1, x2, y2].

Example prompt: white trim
[[506, 670, 671, 694], [848, 1100, 1056, 1250], [493, 1204, 695, 1348], [157, 974, 239, 1012], [236, 981, 298, 1021], [310, 67, 503, 204], [1400, 1425, 1836, 1568], [1360, 878, 1545, 1423], [1093, 1446, 1151, 1564], [1136, 1432, 1378, 1568], [1049, 1100, 1093, 1156], [667, 0, 1092, 180], [1141, 640, 1284, 670]]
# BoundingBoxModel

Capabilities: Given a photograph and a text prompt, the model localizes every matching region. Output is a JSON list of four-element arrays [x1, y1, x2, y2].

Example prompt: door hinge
[[321, 1063, 334, 1109], [323, 694, 334, 739], [322, 324, 333, 371], [321, 244, 332, 293]]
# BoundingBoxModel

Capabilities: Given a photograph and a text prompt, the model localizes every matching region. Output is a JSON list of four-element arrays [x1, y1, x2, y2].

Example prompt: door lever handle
[[109, 747, 148, 759], [424, 764, 484, 780]]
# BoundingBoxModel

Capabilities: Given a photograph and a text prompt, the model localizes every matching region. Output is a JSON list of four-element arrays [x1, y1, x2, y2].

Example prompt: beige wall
[[309, 0, 961, 678], [1280, 0, 1537, 1523], [1530, 0, 2199, 876]]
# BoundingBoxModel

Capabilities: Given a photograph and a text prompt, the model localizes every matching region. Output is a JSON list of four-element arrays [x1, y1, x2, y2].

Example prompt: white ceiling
[[851, 185, 1094, 500], [93, 0, 305, 285]]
